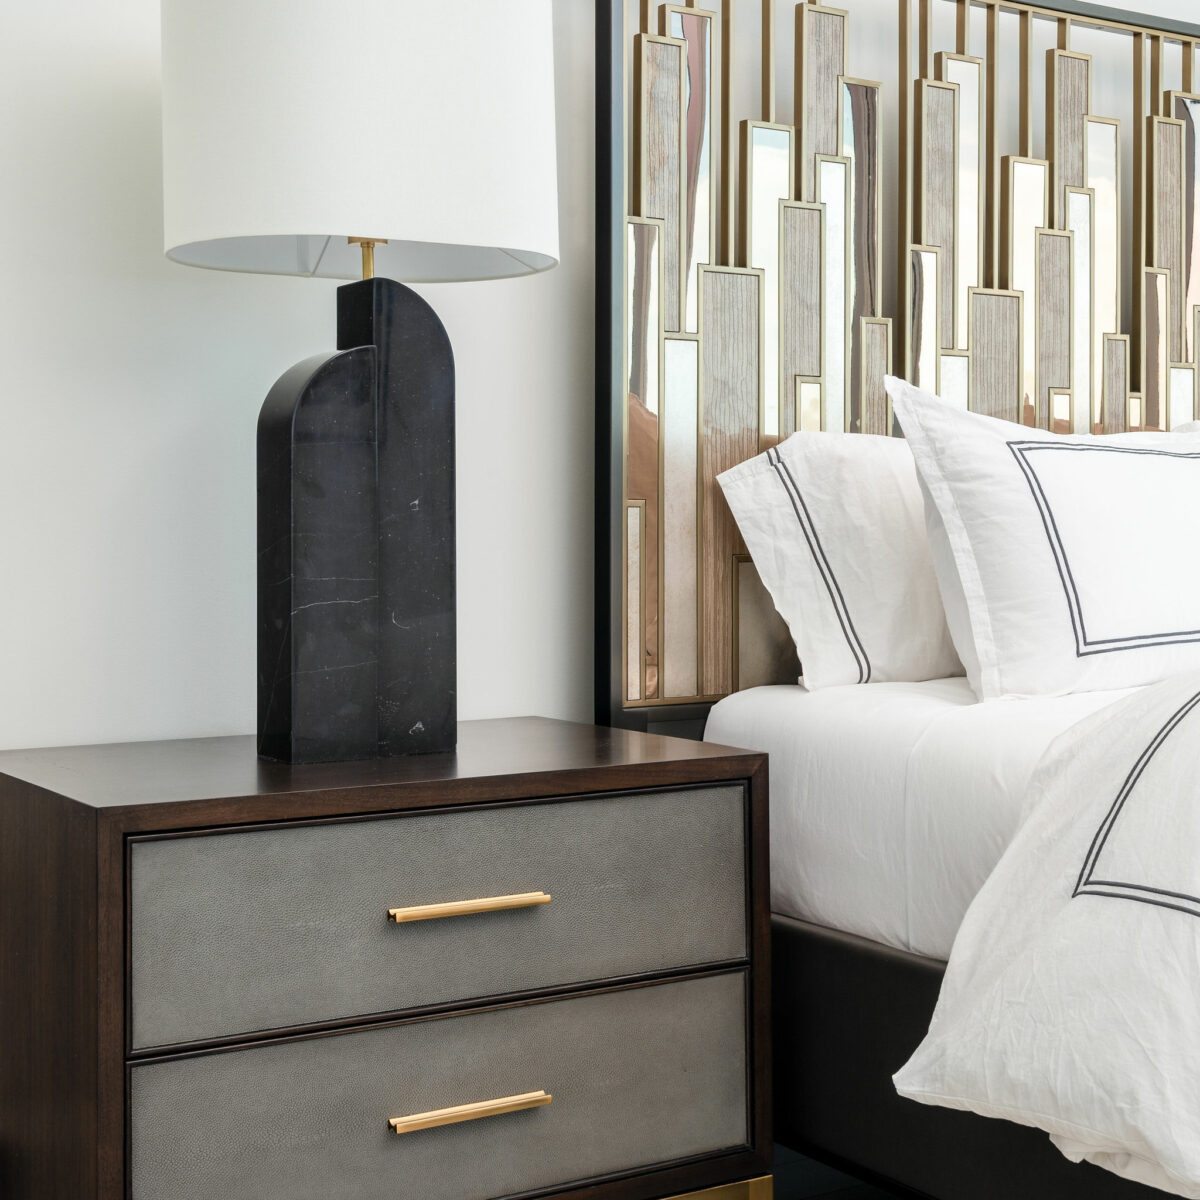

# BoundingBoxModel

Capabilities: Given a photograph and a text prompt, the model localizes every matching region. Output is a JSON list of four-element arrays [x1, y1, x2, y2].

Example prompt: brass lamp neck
[[347, 236, 388, 280]]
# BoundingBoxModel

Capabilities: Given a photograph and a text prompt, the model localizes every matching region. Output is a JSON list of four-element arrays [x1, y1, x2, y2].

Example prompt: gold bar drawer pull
[[389, 1090, 552, 1135], [387, 891, 551, 924]]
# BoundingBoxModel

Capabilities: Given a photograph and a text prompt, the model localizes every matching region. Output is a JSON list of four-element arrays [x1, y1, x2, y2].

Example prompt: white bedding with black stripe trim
[[895, 670, 1200, 1197]]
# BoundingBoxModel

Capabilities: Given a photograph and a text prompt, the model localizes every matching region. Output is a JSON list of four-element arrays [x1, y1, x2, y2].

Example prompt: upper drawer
[[130, 784, 747, 1049]]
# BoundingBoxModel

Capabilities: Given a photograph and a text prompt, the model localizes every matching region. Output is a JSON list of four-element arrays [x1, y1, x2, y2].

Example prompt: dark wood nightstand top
[[0, 716, 765, 815]]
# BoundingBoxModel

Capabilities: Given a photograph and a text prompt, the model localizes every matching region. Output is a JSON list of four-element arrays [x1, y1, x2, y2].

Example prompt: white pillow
[[887, 376, 1200, 699], [717, 432, 961, 690]]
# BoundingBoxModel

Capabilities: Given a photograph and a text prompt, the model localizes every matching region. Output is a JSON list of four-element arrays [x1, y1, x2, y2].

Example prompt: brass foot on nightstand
[[670, 1177, 773, 1200]]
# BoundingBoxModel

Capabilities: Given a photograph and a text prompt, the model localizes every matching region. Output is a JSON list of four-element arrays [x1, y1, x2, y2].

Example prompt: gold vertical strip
[[739, 121, 796, 439], [916, 80, 958, 350], [1003, 157, 1050, 416], [781, 202, 825, 435], [859, 317, 894, 434], [1149, 116, 1185, 362], [909, 245, 941, 390], [1102, 333, 1130, 433], [1065, 187, 1094, 434], [1185, 43, 1196, 95], [699, 266, 762, 697], [761, 0, 776, 124], [1036, 228, 1073, 430], [897, 0, 914, 365], [742, 122, 794, 439], [984, 2, 999, 287], [1133, 32, 1146, 382], [796, 6, 848, 203], [721, 2, 734, 265], [970, 288, 1023, 421], [1019, 10, 1033, 159], [1057, 17, 1071, 51], [842, 78, 883, 430], [636, 35, 688, 335], [1143, 267, 1169, 429], [1174, 96, 1200, 362], [624, 218, 664, 700], [955, 0, 969, 57], [1150, 36, 1163, 119], [818, 155, 852, 432], [1086, 116, 1121, 431], [938, 53, 984, 348], [919, 0, 933, 81], [625, 503, 645, 703], [662, 7, 718, 334], [661, 336, 700, 699], [1047, 51, 1091, 228]]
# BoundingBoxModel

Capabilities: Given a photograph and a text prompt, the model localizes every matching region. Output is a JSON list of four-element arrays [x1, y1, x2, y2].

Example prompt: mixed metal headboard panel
[[596, 0, 1200, 734]]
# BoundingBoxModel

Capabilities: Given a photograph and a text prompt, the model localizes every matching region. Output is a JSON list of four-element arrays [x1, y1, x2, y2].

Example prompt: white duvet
[[895, 670, 1200, 1196]]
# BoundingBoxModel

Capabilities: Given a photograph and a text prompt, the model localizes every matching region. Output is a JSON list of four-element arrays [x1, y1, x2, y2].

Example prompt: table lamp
[[160, 0, 559, 763]]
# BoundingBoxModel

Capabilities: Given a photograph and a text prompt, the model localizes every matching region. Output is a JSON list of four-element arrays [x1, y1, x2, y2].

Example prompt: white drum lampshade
[[160, 0, 560, 282]]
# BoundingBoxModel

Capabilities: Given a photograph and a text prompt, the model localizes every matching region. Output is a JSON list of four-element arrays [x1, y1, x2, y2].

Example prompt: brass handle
[[389, 1089, 552, 1134], [387, 891, 551, 924]]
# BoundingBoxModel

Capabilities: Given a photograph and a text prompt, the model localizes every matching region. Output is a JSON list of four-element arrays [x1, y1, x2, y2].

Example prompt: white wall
[[0, 0, 595, 750], [1, 0, 1194, 750]]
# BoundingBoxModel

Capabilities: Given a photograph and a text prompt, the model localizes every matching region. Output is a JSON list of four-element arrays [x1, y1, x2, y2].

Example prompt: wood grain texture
[[0, 720, 772, 1200], [917, 83, 957, 350], [1103, 334, 1130, 433], [970, 291, 1022, 421], [1037, 230, 1073, 430], [937, 54, 983, 349], [780, 203, 823, 435], [1048, 52, 1090, 225], [0, 784, 99, 1200], [700, 268, 761, 697], [1143, 268, 1169, 430], [796, 7, 845, 202], [638, 37, 685, 334], [1151, 117, 1185, 362], [859, 319, 893, 435], [843, 80, 882, 432]]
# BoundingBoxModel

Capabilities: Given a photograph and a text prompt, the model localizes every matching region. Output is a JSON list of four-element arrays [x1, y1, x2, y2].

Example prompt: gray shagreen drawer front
[[131, 972, 748, 1200], [130, 785, 747, 1048]]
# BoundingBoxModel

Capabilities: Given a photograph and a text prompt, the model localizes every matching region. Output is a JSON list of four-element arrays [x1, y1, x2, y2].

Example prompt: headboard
[[596, 0, 1200, 736]]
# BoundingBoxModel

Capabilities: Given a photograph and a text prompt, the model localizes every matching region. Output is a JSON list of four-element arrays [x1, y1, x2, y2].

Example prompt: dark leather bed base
[[772, 914, 1169, 1199]]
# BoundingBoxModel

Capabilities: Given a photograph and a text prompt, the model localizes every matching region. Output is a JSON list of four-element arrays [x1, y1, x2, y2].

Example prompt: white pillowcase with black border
[[717, 431, 961, 690], [887, 376, 1200, 699]]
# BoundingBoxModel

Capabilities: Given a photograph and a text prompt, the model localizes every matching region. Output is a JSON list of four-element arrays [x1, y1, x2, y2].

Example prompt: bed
[[705, 680, 1175, 1200]]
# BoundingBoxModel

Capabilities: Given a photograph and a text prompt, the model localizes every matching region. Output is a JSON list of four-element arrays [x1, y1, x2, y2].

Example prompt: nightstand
[[0, 717, 770, 1200]]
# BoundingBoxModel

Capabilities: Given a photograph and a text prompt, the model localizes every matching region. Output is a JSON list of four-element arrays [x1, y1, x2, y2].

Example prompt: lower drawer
[[129, 972, 749, 1200]]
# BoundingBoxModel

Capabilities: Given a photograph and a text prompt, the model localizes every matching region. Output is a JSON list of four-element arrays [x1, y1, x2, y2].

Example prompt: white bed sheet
[[704, 680, 1132, 959]]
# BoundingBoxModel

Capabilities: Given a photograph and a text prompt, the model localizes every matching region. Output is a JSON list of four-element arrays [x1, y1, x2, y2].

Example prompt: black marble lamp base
[[256, 278, 456, 763]]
